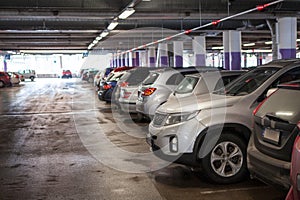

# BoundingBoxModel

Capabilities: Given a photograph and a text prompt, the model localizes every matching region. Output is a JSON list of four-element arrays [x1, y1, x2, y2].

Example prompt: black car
[[247, 79, 300, 189]]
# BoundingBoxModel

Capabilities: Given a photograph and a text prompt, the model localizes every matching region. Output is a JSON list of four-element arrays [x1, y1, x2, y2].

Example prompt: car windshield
[[175, 76, 199, 94], [142, 72, 159, 85], [217, 67, 279, 96]]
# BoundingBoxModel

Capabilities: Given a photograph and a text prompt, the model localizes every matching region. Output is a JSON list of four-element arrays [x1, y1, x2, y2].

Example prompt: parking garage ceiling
[[0, 0, 299, 54]]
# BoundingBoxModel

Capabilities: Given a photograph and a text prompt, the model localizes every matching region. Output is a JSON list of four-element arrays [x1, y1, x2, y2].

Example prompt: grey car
[[136, 67, 218, 121], [148, 59, 300, 184]]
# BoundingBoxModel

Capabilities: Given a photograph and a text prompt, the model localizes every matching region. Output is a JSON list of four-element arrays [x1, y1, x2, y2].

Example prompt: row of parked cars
[[0, 70, 36, 88], [93, 59, 300, 199]]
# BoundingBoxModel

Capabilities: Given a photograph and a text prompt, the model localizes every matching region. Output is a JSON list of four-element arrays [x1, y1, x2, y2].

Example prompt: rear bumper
[[247, 135, 291, 189], [119, 101, 137, 113]]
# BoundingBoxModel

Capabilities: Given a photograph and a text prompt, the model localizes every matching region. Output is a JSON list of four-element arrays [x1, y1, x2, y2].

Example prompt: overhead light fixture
[[92, 40, 98, 44], [243, 43, 255, 47], [265, 41, 273, 45], [100, 31, 109, 38], [107, 21, 119, 30], [118, 8, 135, 19], [212, 46, 223, 50], [297, 39, 300, 42]]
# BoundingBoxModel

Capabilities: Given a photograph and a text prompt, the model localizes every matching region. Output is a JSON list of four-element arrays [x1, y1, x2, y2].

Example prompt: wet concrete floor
[[0, 78, 286, 200]]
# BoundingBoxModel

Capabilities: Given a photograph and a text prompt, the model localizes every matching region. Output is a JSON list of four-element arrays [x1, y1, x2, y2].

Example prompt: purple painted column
[[223, 31, 230, 70], [230, 30, 241, 70], [173, 41, 183, 67], [118, 55, 122, 67], [122, 54, 126, 66], [223, 30, 241, 70], [193, 36, 206, 66], [148, 47, 156, 67], [135, 52, 140, 66], [279, 17, 297, 59], [3, 59, 7, 72], [158, 43, 169, 67]]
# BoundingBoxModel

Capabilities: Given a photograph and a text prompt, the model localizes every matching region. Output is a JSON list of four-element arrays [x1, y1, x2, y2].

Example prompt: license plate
[[263, 128, 280, 144]]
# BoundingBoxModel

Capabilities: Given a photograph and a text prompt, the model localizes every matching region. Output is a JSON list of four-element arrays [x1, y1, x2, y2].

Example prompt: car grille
[[153, 113, 167, 126]]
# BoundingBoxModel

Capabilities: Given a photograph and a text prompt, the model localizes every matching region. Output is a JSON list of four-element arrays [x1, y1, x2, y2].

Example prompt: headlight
[[164, 111, 199, 126]]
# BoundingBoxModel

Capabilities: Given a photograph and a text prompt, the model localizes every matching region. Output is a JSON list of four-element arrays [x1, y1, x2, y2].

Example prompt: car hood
[[157, 93, 243, 113]]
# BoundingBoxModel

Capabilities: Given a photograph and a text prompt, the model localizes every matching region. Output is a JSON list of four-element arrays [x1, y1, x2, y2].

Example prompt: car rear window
[[126, 68, 151, 86], [142, 72, 159, 85], [256, 88, 300, 124], [175, 76, 199, 94]]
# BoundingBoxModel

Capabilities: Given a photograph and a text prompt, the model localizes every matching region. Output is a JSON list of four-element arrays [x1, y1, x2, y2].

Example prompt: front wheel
[[200, 133, 248, 184], [30, 76, 34, 81]]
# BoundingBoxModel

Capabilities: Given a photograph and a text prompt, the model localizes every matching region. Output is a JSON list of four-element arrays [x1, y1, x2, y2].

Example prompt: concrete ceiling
[[0, 0, 299, 54]]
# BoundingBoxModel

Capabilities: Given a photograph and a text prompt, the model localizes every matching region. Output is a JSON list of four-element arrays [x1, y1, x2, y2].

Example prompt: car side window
[[257, 67, 300, 103], [166, 73, 184, 85]]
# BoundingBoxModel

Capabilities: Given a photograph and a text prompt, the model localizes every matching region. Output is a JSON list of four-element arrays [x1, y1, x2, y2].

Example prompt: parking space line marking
[[200, 186, 270, 195]]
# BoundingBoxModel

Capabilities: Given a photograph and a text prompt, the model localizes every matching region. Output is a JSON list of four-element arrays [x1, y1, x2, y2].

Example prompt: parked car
[[7, 72, 21, 85], [248, 80, 300, 189], [169, 70, 246, 100], [117, 67, 158, 113], [62, 70, 72, 78], [15, 72, 25, 81], [148, 59, 300, 184], [136, 67, 219, 120], [0, 71, 12, 87], [94, 71, 105, 88], [286, 120, 300, 200], [87, 70, 99, 83], [18, 69, 36, 81], [98, 67, 133, 102]]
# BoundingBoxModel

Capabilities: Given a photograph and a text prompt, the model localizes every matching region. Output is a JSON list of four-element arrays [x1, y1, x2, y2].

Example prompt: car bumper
[[119, 101, 137, 113], [247, 135, 291, 189], [136, 99, 159, 118], [148, 118, 205, 159]]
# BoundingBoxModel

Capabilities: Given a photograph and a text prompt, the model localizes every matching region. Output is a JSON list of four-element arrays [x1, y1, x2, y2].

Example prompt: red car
[[0, 71, 11, 88], [62, 70, 72, 78], [286, 125, 300, 200]]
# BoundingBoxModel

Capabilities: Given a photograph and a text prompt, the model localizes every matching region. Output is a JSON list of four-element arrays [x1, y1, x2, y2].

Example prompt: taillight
[[120, 82, 128, 87], [15, 74, 19, 78], [103, 84, 112, 90], [142, 88, 156, 96]]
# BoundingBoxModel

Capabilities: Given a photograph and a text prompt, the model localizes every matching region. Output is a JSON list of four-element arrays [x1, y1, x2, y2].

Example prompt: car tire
[[136, 112, 144, 122], [30, 76, 34, 81], [0, 81, 4, 88], [200, 132, 248, 184]]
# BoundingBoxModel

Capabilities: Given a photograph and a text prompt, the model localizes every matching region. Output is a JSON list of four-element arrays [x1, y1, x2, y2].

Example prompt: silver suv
[[148, 59, 300, 184], [18, 69, 36, 81], [136, 67, 218, 120]]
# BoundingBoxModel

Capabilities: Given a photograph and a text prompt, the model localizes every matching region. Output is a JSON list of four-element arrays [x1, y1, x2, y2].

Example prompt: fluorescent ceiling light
[[297, 38, 300, 42], [243, 43, 255, 47], [100, 31, 109, 37], [212, 46, 223, 50], [107, 21, 119, 30], [92, 40, 98, 44], [118, 8, 135, 19], [265, 41, 273, 45]]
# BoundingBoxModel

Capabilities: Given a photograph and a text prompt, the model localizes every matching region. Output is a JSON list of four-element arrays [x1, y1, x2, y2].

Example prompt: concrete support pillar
[[135, 51, 140, 66], [193, 36, 206, 66], [223, 30, 241, 70], [126, 52, 130, 66], [148, 47, 156, 67], [278, 17, 297, 59], [3, 59, 7, 72], [158, 43, 169, 67], [173, 41, 183, 67], [131, 51, 136, 67]]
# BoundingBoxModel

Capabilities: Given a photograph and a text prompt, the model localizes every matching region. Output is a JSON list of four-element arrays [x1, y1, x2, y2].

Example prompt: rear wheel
[[30, 76, 34, 81], [200, 132, 248, 184]]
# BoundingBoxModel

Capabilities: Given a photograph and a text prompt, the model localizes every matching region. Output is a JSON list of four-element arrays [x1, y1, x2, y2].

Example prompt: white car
[[18, 69, 36, 81], [7, 72, 21, 84]]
